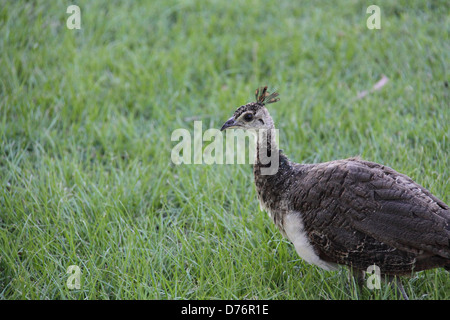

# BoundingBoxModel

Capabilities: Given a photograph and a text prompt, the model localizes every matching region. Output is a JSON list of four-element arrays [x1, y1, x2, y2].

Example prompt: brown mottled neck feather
[[253, 130, 296, 228]]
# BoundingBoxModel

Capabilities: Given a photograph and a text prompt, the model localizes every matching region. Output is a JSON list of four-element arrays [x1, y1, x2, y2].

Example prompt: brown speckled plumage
[[221, 87, 450, 297], [255, 156, 450, 275]]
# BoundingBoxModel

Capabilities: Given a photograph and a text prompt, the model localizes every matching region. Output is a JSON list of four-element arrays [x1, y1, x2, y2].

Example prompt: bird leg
[[347, 268, 409, 300], [385, 275, 409, 300], [347, 267, 365, 298]]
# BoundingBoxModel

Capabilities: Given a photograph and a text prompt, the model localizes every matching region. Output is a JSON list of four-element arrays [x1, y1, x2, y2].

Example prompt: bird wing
[[294, 158, 450, 264]]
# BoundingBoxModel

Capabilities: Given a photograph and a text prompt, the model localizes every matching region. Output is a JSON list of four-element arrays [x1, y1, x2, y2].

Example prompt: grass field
[[0, 0, 449, 300]]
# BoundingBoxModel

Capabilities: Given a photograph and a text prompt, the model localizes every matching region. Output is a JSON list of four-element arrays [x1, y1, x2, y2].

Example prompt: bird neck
[[254, 128, 291, 176], [253, 128, 293, 227]]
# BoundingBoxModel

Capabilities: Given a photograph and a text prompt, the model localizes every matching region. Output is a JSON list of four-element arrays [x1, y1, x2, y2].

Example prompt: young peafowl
[[220, 86, 450, 299]]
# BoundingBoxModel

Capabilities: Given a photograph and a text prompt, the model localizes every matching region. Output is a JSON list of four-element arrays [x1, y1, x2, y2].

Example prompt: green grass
[[0, 0, 449, 300]]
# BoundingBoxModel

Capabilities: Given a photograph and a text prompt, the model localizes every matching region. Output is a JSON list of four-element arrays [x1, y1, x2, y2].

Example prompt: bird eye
[[243, 113, 254, 122]]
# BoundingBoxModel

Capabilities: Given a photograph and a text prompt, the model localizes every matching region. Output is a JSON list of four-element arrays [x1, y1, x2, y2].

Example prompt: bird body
[[255, 155, 450, 275], [220, 86, 450, 296]]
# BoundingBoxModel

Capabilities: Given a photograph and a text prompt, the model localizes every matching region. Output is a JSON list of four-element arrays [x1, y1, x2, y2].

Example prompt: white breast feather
[[259, 197, 337, 271], [283, 213, 338, 271]]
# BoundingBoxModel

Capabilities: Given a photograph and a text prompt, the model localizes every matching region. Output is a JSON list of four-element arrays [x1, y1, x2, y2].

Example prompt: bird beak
[[220, 116, 238, 131]]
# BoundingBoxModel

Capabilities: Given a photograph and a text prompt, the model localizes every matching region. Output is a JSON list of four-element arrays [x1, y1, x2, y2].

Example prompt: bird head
[[220, 86, 280, 132]]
